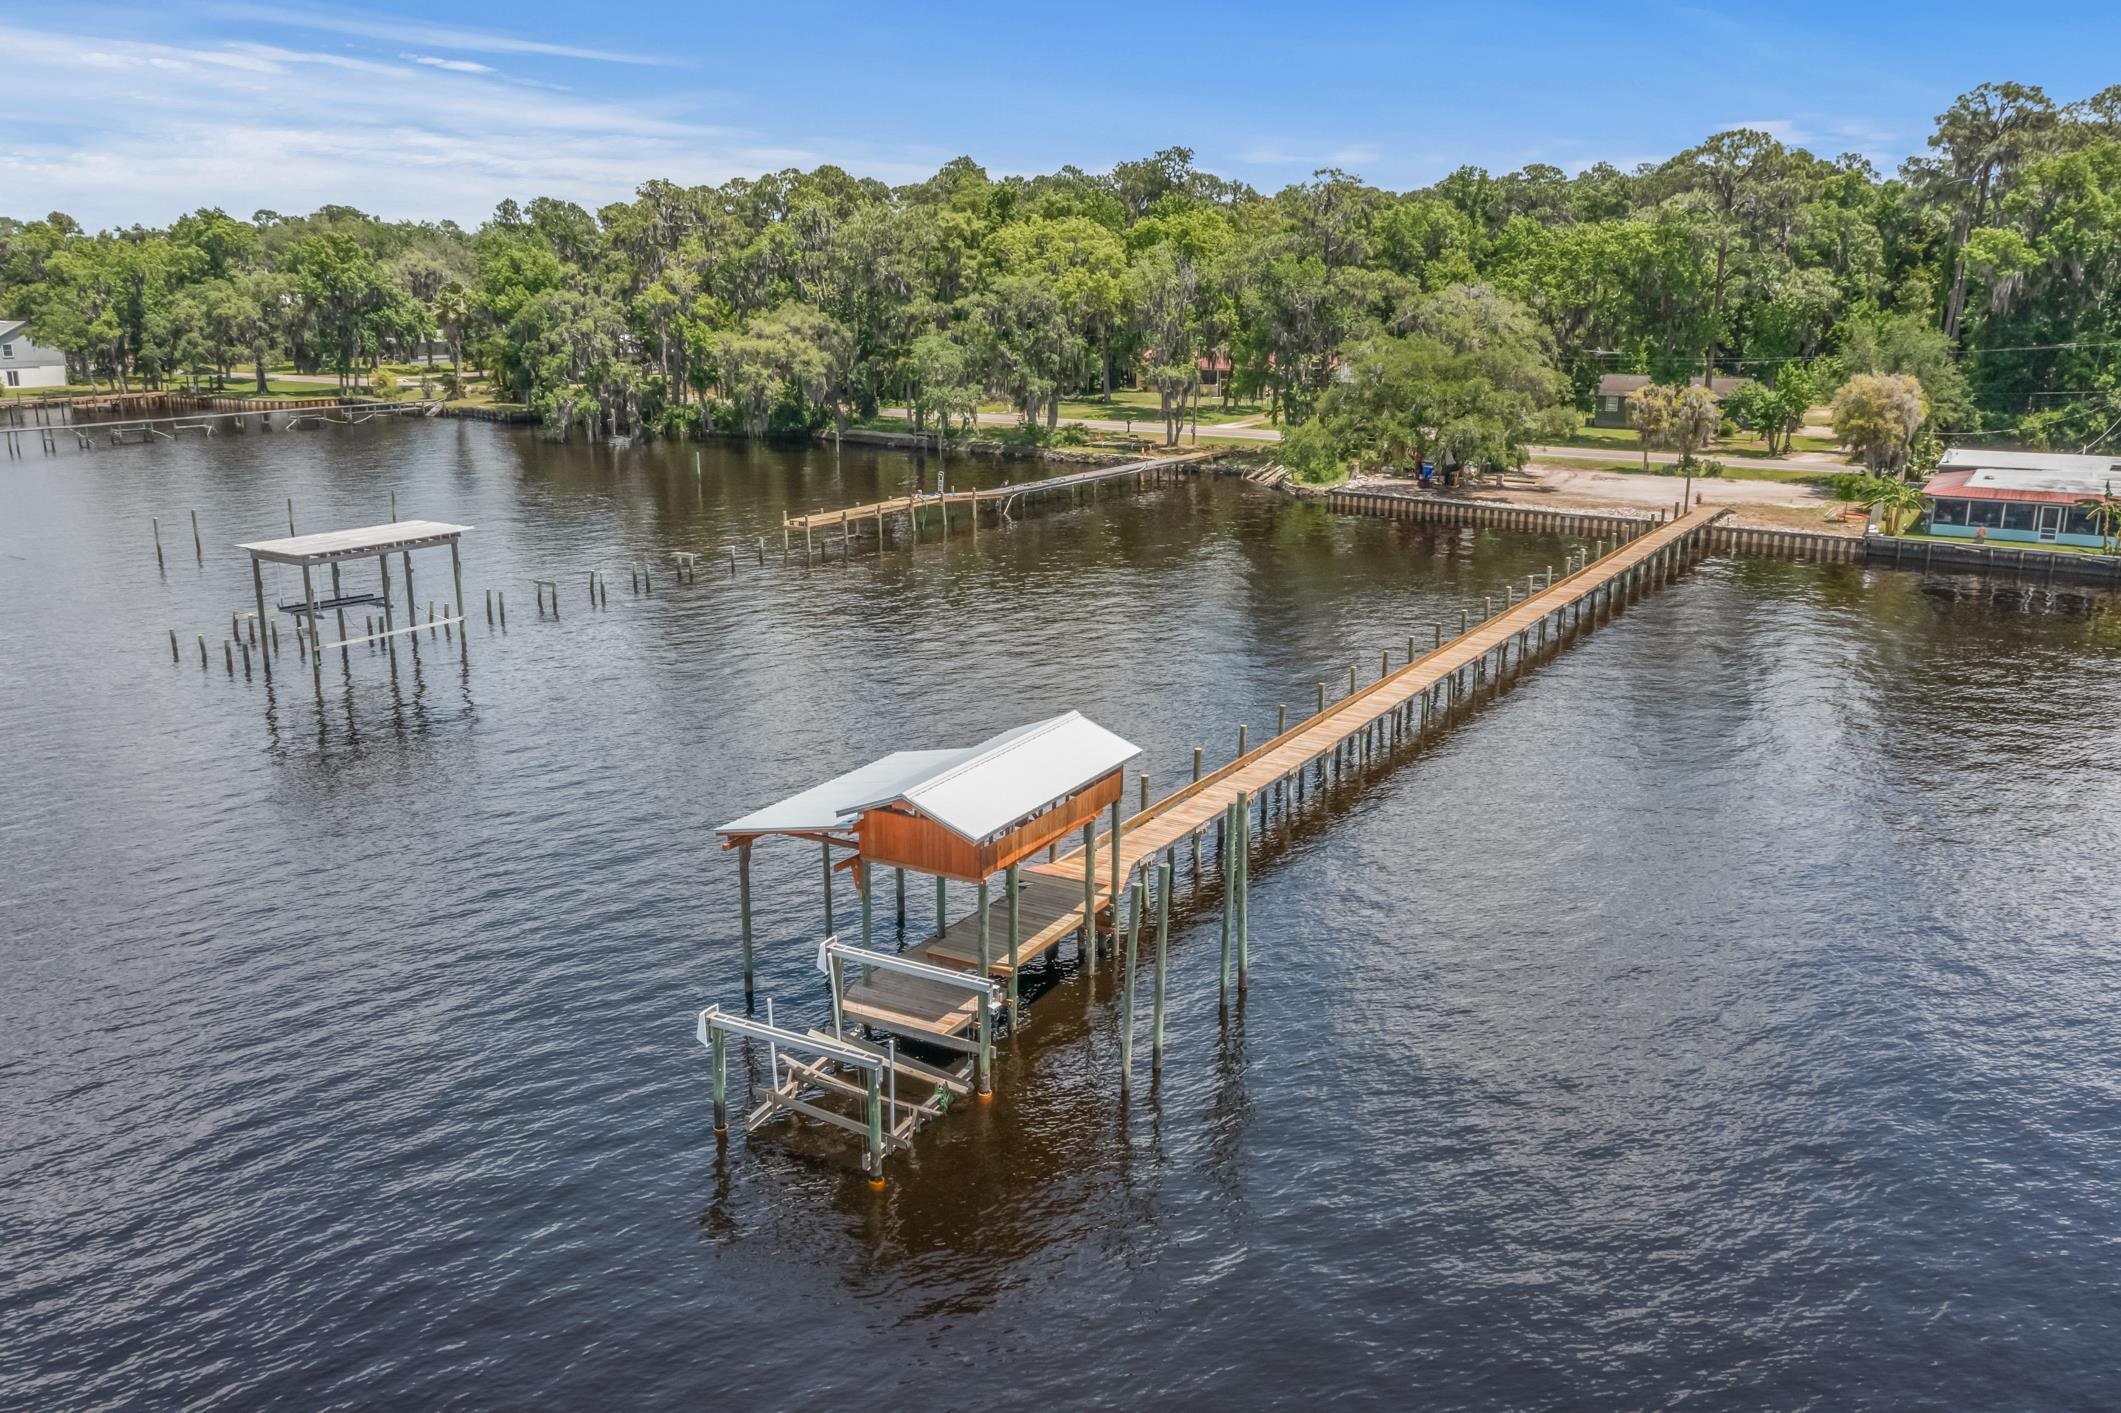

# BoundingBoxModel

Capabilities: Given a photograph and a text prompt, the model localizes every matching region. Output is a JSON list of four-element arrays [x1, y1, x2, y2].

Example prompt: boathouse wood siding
[[858, 769, 1124, 880]]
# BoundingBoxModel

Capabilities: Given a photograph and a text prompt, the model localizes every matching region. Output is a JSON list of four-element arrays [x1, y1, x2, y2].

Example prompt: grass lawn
[[1560, 423, 1848, 462], [971, 388, 1270, 427], [1548, 458, 1843, 489]]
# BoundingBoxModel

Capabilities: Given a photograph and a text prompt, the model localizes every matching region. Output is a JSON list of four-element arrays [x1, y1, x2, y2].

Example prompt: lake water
[[4, 421, 2119, 1409]]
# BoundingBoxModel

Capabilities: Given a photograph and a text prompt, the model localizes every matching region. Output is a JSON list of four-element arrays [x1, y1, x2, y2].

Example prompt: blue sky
[[6, 1, 2118, 228]]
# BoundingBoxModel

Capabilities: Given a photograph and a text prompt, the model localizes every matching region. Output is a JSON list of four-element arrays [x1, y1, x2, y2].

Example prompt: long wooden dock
[[827, 504, 1730, 1054], [1035, 504, 1728, 901], [782, 450, 1212, 550]]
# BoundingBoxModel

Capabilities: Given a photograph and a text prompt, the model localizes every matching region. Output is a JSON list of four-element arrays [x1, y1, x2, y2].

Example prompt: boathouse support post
[[976, 874, 991, 1007], [895, 867, 906, 928], [251, 559, 271, 678], [1110, 799, 1123, 917], [450, 542, 466, 653], [300, 565, 322, 678], [1081, 823, 1097, 967], [861, 859, 874, 955], [936, 875, 947, 933], [738, 841, 755, 1002], [1006, 862, 1021, 1022], [821, 841, 835, 935]]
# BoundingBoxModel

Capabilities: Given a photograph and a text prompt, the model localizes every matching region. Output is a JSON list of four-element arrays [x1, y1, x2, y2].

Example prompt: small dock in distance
[[781, 450, 1212, 553]]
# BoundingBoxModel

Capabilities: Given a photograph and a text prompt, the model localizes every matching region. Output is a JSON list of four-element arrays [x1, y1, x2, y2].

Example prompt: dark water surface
[[4, 423, 2119, 1409]]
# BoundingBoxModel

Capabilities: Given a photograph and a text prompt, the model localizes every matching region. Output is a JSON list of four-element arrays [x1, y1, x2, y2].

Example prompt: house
[[1590, 373, 1751, 428], [0, 319, 69, 390], [1920, 448, 2119, 549]]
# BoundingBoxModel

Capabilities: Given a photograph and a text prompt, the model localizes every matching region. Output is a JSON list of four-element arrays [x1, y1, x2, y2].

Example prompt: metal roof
[[716, 750, 966, 836], [238, 520, 471, 565], [718, 712, 1140, 844], [1936, 448, 2121, 496]]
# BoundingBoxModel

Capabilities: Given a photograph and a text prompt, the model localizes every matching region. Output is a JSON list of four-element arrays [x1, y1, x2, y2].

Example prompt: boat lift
[[699, 936, 998, 1181]]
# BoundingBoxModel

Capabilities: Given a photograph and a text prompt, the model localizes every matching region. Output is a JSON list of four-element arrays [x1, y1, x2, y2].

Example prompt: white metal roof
[[1938, 448, 2121, 495], [716, 749, 966, 836], [718, 712, 1140, 844], [238, 520, 472, 565]]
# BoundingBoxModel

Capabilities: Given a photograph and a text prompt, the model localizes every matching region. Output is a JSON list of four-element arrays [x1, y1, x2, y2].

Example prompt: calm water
[[4, 423, 2119, 1409]]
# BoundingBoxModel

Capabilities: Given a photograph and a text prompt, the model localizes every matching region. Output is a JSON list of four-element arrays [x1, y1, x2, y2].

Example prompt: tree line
[[3, 81, 2116, 463]]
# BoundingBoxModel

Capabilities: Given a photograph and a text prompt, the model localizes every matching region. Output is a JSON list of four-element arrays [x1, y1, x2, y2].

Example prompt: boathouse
[[703, 711, 1139, 1176], [1920, 449, 2118, 549]]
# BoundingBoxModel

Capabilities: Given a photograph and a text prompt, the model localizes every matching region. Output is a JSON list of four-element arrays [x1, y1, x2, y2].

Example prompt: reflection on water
[[3, 422, 2118, 1409]]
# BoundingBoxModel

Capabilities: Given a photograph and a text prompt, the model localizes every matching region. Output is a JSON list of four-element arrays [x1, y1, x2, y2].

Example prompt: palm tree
[[1853, 474, 1929, 534], [2078, 485, 2121, 555]]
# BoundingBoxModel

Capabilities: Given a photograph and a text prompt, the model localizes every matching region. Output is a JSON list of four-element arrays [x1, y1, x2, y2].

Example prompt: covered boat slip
[[705, 712, 1141, 1177], [237, 519, 472, 661]]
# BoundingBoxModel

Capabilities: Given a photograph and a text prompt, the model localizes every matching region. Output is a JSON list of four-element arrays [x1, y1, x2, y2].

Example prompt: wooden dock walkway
[[782, 450, 1212, 550], [1027, 504, 1730, 920], [832, 503, 1730, 1051]]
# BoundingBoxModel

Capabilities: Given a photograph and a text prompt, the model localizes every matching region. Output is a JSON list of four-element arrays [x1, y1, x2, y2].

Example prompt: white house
[[0, 319, 69, 389]]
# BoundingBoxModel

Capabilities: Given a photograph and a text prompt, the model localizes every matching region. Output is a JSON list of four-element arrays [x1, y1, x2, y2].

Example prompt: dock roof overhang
[[238, 520, 471, 566], [717, 712, 1141, 874]]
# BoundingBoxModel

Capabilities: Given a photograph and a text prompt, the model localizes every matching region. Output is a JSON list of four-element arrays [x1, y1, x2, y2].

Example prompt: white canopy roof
[[239, 520, 471, 565], [718, 711, 1139, 845]]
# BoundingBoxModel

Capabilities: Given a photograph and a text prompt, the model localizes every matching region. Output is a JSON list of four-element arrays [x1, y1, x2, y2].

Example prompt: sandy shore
[[1344, 461, 1863, 535]]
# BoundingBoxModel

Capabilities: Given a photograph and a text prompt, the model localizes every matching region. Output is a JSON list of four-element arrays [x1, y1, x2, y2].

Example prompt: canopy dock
[[706, 712, 1140, 1179], [238, 519, 471, 677], [698, 505, 1731, 1184]]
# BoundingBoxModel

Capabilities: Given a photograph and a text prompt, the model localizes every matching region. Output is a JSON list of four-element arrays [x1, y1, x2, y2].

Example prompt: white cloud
[[208, 3, 680, 66], [0, 20, 933, 227], [403, 54, 495, 75]]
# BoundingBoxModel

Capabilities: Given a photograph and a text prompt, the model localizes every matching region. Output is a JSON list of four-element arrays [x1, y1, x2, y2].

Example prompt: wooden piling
[[152, 517, 164, 568], [191, 509, 202, 563], [1153, 860, 1171, 1064], [1121, 883, 1142, 1086], [1080, 822, 1097, 968], [710, 1027, 728, 1133]]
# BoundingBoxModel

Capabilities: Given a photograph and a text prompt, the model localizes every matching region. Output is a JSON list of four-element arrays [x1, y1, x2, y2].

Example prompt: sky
[[5, 1, 2119, 230]]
